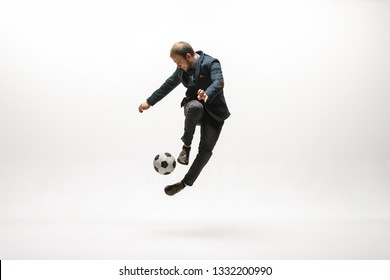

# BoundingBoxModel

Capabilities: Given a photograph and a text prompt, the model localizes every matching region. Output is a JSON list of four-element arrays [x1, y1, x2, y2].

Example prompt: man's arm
[[146, 69, 181, 106], [203, 60, 224, 103]]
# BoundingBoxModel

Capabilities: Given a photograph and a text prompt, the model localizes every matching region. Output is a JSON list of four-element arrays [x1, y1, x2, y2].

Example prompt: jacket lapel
[[194, 51, 204, 85]]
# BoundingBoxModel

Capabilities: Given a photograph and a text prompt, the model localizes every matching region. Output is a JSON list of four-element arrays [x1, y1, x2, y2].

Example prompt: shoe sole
[[177, 159, 189, 165]]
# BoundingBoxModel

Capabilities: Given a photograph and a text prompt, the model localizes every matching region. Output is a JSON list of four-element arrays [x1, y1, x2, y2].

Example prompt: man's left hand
[[197, 89, 208, 103]]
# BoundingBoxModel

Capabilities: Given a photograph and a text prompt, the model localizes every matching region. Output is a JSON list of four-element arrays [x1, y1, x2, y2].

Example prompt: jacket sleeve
[[204, 60, 224, 103], [146, 69, 181, 106]]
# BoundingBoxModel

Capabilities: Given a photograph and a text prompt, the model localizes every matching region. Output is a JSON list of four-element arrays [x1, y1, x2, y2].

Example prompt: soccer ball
[[153, 152, 176, 175]]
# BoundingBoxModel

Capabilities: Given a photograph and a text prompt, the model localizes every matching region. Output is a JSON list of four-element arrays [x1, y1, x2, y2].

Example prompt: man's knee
[[185, 100, 203, 115]]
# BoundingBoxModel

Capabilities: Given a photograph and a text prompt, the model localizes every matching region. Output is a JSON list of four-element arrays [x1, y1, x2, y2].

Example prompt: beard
[[185, 59, 195, 72]]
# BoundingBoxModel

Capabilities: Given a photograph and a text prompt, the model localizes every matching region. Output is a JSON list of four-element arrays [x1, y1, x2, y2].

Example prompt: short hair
[[170, 41, 195, 58]]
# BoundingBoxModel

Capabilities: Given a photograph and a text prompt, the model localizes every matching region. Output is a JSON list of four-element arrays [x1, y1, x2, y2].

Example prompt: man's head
[[170, 41, 196, 72]]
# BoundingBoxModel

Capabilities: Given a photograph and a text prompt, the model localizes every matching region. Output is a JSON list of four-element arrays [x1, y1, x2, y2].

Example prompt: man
[[138, 41, 230, 196]]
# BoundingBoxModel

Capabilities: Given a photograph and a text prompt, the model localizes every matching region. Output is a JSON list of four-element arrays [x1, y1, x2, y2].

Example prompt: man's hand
[[197, 89, 208, 103], [138, 102, 151, 113]]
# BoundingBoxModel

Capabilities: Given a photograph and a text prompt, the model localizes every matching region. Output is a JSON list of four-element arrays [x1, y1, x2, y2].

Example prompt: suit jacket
[[146, 51, 230, 122]]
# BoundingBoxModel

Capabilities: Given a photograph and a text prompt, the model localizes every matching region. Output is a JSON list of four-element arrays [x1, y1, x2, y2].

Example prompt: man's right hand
[[138, 102, 151, 113]]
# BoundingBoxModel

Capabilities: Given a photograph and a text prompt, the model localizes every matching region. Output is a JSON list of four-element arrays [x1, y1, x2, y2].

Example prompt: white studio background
[[1, 0, 390, 259]]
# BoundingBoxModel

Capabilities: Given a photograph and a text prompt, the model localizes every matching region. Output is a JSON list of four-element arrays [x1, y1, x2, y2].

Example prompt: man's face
[[171, 53, 195, 72]]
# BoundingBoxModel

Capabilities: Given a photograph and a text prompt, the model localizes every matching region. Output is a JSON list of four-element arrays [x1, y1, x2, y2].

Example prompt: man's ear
[[186, 53, 192, 60]]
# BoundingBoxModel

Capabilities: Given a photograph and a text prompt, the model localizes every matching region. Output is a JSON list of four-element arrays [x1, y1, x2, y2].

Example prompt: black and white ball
[[153, 152, 176, 175]]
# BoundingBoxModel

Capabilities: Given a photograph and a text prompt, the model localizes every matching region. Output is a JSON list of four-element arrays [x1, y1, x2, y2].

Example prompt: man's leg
[[178, 100, 203, 165], [181, 100, 203, 146], [182, 112, 224, 186], [165, 109, 224, 196]]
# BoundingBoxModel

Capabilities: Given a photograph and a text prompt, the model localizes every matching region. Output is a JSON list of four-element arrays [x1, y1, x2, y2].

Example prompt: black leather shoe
[[177, 146, 191, 165], [164, 181, 186, 196]]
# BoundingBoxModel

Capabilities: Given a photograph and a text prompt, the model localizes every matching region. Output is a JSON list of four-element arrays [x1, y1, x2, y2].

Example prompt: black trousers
[[181, 100, 224, 186]]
